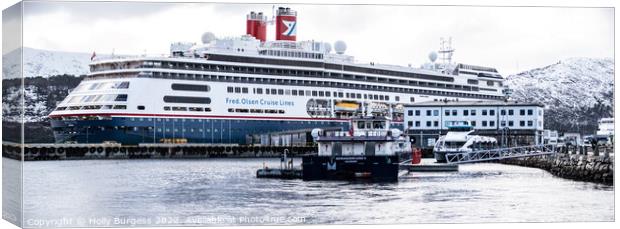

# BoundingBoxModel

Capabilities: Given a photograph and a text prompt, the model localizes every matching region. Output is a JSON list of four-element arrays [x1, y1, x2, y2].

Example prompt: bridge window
[[115, 94, 128, 101]]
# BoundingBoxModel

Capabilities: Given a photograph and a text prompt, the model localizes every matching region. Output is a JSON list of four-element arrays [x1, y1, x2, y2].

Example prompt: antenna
[[438, 37, 455, 68]]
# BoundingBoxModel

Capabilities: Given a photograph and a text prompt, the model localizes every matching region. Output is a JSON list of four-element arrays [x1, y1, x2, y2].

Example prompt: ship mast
[[438, 37, 455, 72]]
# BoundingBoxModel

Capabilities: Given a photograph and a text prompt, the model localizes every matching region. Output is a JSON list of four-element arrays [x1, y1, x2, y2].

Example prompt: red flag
[[90, 51, 96, 61]]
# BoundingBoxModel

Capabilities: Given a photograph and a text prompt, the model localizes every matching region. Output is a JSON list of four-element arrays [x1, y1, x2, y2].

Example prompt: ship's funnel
[[275, 7, 297, 41], [246, 11, 267, 42]]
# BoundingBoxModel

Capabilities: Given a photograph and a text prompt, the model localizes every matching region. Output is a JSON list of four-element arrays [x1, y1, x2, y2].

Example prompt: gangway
[[445, 144, 557, 164]]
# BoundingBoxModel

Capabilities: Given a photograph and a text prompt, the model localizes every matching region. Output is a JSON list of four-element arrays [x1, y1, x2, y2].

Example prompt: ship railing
[[445, 144, 557, 164]]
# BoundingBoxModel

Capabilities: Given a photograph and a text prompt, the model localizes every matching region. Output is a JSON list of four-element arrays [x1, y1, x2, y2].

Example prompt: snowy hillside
[[2, 47, 116, 78], [506, 57, 614, 133]]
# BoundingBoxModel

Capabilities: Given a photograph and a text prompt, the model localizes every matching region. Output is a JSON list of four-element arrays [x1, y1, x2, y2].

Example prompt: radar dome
[[429, 51, 438, 62], [323, 42, 332, 53], [334, 40, 347, 54], [201, 32, 216, 44]]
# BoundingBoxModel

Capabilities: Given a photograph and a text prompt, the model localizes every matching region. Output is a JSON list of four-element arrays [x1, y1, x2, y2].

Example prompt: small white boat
[[433, 121, 498, 163]]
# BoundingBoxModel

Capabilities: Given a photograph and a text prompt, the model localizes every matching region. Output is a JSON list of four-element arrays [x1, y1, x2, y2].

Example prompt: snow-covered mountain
[[2, 47, 119, 78], [506, 57, 614, 133]]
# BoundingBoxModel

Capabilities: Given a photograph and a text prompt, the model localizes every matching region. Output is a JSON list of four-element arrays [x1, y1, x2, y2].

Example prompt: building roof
[[403, 100, 543, 108]]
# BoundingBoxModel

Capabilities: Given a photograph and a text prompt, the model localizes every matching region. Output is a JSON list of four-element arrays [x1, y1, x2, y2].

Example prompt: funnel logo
[[281, 20, 297, 36]]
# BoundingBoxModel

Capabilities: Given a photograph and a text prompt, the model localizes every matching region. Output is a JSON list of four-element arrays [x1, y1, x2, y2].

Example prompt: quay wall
[[501, 152, 614, 185], [2, 143, 317, 161]]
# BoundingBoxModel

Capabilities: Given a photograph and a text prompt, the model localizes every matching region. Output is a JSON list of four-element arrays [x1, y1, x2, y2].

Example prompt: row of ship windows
[[65, 94, 128, 104], [129, 72, 502, 100], [258, 50, 324, 59], [55, 105, 127, 111], [408, 120, 540, 128], [227, 108, 285, 114], [134, 62, 489, 92], [226, 86, 398, 102], [407, 109, 541, 117], [163, 106, 212, 112], [73, 81, 130, 92]]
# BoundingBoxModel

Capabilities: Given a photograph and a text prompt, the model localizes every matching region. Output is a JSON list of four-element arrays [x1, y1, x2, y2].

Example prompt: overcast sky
[[9, 0, 615, 75]]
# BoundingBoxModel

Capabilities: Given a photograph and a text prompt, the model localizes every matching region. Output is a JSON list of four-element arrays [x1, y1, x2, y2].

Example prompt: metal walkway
[[445, 144, 557, 164]]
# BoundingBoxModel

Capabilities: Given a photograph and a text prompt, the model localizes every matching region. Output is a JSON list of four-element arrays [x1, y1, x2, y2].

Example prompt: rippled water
[[4, 158, 614, 227]]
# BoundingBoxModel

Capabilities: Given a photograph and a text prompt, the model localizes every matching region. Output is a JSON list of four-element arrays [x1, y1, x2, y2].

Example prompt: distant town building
[[596, 118, 614, 136], [404, 100, 544, 148]]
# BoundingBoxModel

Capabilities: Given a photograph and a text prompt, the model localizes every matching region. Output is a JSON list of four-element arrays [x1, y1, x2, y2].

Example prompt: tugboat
[[302, 116, 409, 182], [433, 121, 498, 163]]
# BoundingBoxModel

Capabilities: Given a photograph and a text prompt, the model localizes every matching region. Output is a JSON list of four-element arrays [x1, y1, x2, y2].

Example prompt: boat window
[[373, 121, 385, 129], [357, 122, 365, 129]]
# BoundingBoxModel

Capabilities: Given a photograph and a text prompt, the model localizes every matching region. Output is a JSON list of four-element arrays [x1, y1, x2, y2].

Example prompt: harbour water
[[4, 158, 614, 227]]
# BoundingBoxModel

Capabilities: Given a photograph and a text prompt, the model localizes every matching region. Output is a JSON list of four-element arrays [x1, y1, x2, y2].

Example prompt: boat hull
[[301, 155, 399, 182]]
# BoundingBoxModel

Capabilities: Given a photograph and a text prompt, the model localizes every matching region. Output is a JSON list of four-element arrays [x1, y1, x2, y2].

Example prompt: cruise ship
[[48, 7, 508, 145]]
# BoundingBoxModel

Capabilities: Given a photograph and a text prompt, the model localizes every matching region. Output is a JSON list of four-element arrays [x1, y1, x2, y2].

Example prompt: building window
[[508, 109, 514, 115], [509, 121, 514, 126], [471, 109, 477, 116], [408, 110, 413, 116], [520, 121, 525, 126], [501, 121, 506, 126], [482, 121, 487, 127], [490, 121, 495, 127], [501, 109, 506, 115], [426, 121, 432, 127], [426, 110, 432, 116], [445, 110, 450, 116], [528, 109, 533, 115], [433, 110, 439, 116], [471, 121, 476, 126], [415, 121, 420, 127], [482, 110, 488, 116], [520, 109, 526, 116], [434, 121, 439, 127], [407, 121, 413, 127], [464, 110, 469, 116], [490, 110, 495, 116], [452, 110, 457, 116], [415, 110, 420, 116]]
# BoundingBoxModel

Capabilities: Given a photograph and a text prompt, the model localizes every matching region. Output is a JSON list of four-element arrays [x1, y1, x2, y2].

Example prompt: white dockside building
[[404, 100, 545, 148]]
